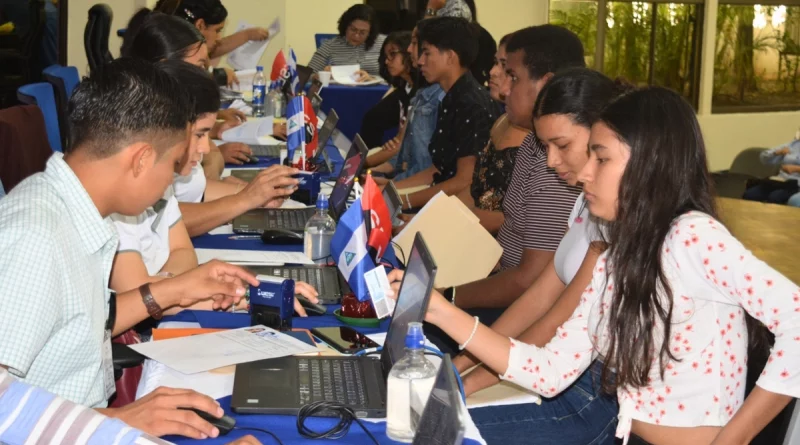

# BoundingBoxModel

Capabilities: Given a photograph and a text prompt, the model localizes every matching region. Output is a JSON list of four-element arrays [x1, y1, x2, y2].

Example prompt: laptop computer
[[231, 232, 438, 417], [382, 180, 404, 226], [232, 109, 340, 182], [232, 133, 368, 235], [412, 354, 466, 445]]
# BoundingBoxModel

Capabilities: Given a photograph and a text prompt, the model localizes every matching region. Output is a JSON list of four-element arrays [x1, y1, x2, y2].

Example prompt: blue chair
[[42, 65, 80, 152], [315, 33, 337, 49], [117, 28, 126, 37], [17, 83, 62, 152]]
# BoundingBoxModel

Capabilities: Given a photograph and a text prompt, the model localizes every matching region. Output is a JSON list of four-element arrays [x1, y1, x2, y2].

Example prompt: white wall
[[284, 0, 354, 65]]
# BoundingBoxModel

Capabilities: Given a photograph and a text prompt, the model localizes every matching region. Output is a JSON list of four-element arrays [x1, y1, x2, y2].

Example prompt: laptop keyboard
[[267, 209, 309, 230], [298, 359, 368, 407], [271, 267, 341, 301]]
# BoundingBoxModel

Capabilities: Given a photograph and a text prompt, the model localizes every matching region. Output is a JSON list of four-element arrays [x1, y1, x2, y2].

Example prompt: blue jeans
[[469, 361, 618, 445], [743, 184, 792, 204]]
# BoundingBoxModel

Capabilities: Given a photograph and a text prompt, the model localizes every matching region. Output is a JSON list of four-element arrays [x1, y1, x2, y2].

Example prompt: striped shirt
[[308, 35, 387, 77], [0, 368, 169, 445], [496, 133, 581, 269]]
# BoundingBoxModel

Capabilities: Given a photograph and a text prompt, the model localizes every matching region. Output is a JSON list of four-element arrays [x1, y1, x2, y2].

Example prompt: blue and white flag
[[288, 48, 300, 95], [331, 198, 376, 302], [285, 95, 305, 162]]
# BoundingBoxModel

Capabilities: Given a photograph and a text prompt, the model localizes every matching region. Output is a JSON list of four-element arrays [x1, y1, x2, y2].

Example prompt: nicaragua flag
[[285, 96, 305, 163], [331, 198, 376, 302], [287, 49, 301, 96]]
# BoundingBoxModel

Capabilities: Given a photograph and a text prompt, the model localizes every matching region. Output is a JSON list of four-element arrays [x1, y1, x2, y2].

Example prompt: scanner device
[[249, 275, 295, 331]]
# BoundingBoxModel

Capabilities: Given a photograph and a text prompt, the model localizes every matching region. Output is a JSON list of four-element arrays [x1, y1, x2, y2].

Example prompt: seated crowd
[[0, 1, 798, 445]]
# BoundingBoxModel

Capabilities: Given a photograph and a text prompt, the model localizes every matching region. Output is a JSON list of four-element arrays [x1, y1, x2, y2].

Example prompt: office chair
[[84, 4, 114, 73], [315, 33, 337, 49], [17, 82, 62, 152], [42, 65, 80, 152], [0, 105, 51, 192], [0, 0, 45, 106], [711, 147, 781, 199]]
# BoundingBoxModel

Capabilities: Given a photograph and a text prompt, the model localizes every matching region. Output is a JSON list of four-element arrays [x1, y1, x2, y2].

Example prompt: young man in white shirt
[[0, 58, 259, 440]]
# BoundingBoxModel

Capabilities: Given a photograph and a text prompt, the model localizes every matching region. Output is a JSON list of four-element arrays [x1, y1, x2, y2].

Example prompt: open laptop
[[231, 233, 438, 417], [232, 133, 368, 234], [232, 109, 340, 182], [382, 180, 404, 226], [412, 354, 466, 445]]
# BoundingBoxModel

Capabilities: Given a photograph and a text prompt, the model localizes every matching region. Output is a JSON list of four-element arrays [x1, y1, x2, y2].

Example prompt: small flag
[[362, 174, 391, 262], [285, 96, 305, 164], [330, 198, 375, 302]]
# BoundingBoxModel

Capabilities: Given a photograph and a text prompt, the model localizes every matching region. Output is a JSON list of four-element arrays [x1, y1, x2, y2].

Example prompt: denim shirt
[[391, 84, 445, 181], [761, 138, 800, 181]]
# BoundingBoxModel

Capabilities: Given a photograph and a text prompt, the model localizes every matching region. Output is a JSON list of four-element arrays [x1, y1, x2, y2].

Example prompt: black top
[[471, 140, 520, 211], [428, 72, 497, 184]]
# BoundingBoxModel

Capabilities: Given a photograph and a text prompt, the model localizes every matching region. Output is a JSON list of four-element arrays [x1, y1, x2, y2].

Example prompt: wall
[[284, 0, 354, 65], [474, 0, 547, 44]]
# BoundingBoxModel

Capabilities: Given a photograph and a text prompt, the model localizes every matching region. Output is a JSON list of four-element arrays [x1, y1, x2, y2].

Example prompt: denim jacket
[[761, 138, 800, 181], [391, 84, 445, 180]]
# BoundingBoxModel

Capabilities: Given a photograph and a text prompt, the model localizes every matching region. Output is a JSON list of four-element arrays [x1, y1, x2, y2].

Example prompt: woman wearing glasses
[[308, 4, 386, 80]]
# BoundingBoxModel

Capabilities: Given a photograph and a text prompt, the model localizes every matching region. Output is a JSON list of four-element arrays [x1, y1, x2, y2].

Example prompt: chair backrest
[[0, 105, 52, 192], [17, 83, 62, 152], [315, 33, 337, 49], [42, 65, 80, 152], [729, 147, 781, 178], [84, 4, 114, 73]]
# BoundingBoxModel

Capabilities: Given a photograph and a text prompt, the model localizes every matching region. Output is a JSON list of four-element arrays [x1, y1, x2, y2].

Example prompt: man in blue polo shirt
[[0, 59, 259, 441]]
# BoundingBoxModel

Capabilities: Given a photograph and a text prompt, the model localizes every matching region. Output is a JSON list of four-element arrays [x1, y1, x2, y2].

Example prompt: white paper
[[130, 325, 317, 374], [234, 68, 256, 93], [227, 99, 253, 116], [208, 224, 234, 235], [227, 18, 280, 71], [331, 65, 360, 84], [195, 248, 313, 265], [221, 117, 274, 144]]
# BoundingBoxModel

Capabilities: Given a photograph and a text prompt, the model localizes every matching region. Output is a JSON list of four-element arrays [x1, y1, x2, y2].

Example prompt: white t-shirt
[[110, 194, 182, 275], [553, 193, 604, 283], [173, 164, 206, 204]]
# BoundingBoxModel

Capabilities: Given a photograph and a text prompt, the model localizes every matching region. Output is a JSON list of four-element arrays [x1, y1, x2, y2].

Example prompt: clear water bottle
[[252, 66, 267, 117], [268, 89, 285, 118], [304, 194, 336, 264], [386, 322, 437, 443]]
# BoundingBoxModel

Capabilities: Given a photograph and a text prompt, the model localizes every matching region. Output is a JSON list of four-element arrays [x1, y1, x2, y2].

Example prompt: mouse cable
[[232, 426, 284, 445], [297, 401, 380, 445]]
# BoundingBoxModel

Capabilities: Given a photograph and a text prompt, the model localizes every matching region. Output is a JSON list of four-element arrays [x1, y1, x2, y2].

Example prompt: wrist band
[[139, 283, 163, 320], [459, 316, 480, 350], [444, 286, 456, 306]]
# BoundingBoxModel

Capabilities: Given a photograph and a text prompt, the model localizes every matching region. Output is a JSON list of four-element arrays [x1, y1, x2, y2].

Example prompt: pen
[[228, 235, 262, 240]]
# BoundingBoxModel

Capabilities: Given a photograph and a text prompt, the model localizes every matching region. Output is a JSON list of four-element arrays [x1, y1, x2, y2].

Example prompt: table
[[717, 197, 800, 284], [318, 84, 389, 141]]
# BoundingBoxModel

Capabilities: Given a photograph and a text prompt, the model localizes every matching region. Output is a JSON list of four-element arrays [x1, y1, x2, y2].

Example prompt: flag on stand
[[361, 174, 392, 263], [287, 49, 300, 96], [330, 198, 375, 302], [285, 95, 318, 169]]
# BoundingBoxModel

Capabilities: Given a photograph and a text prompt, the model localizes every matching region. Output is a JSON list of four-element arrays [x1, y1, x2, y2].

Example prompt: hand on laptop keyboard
[[239, 165, 299, 209], [293, 281, 321, 317]]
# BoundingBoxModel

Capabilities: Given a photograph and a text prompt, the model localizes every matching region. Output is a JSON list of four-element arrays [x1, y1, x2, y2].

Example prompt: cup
[[318, 71, 332, 87]]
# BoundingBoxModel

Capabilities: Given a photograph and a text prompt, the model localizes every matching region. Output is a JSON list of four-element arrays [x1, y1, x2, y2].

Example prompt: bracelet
[[139, 283, 164, 320], [459, 316, 479, 350], [425, 8, 437, 16]]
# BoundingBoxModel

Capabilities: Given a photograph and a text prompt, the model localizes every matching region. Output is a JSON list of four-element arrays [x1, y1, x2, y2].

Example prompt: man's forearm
[[473, 208, 504, 234], [203, 150, 225, 179], [366, 149, 396, 168], [160, 248, 197, 276], [408, 175, 470, 208], [210, 31, 250, 59], [113, 279, 182, 335], [179, 195, 252, 237], [455, 266, 531, 309]]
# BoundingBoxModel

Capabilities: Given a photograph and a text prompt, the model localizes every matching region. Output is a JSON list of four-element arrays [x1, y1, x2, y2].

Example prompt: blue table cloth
[[318, 84, 389, 141], [160, 310, 478, 445]]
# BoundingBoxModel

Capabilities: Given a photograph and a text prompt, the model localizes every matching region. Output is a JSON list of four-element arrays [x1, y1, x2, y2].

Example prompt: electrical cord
[[233, 426, 284, 445], [296, 401, 380, 445]]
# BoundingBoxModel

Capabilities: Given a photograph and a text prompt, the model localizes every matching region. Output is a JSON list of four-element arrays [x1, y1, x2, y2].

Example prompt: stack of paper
[[220, 117, 275, 145], [330, 65, 383, 86], [195, 248, 312, 266], [393, 192, 502, 288]]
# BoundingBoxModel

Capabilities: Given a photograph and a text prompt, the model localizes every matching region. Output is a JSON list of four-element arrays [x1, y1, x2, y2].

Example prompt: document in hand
[[330, 65, 383, 86], [392, 192, 502, 288], [220, 117, 275, 145], [129, 325, 317, 374], [227, 18, 280, 71]]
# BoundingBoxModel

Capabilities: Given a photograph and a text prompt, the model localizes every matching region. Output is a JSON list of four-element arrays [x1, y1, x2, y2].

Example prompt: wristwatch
[[139, 283, 164, 320], [425, 8, 437, 16], [443, 286, 456, 305]]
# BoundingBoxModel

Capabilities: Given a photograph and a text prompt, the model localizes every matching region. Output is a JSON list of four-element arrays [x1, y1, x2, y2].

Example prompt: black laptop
[[412, 354, 466, 445], [231, 133, 368, 235], [232, 109, 340, 182], [231, 233, 438, 418], [382, 180, 404, 226]]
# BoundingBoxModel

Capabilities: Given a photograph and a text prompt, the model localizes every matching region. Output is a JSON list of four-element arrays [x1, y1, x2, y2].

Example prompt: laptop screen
[[329, 134, 368, 220], [381, 233, 438, 374], [382, 182, 402, 218], [411, 355, 465, 445], [317, 109, 339, 150]]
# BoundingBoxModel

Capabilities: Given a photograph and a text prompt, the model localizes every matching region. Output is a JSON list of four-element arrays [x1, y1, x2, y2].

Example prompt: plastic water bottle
[[386, 322, 437, 443], [252, 66, 267, 117], [269, 89, 285, 118], [304, 194, 336, 264]]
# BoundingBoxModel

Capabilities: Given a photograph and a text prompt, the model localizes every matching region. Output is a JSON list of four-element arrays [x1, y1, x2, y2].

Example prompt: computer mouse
[[246, 155, 259, 164], [296, 295, 327, 316], [178, 407, 236, 436], [260, 229, 304, 245]]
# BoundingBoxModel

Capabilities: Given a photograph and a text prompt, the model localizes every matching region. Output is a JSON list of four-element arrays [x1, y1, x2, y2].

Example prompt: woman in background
[[308, 4, 386, 79]]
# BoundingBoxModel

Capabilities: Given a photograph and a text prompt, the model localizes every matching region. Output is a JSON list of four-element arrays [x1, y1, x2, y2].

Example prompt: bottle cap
[[404, 322, 425, 349], [256, 66, 264, 71], [316, 193, 329, 210]]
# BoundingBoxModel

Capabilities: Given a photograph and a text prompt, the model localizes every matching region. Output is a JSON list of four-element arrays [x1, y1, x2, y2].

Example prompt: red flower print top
[[500, 212, 800, 444]]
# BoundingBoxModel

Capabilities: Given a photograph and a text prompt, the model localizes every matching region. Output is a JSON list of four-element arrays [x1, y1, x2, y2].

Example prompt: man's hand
[[219, 143, 254, 165], [246, 27, 269, 41], [224, 67, 239, 88], [240, 165, 300, 208], [293, 281, 321, 317], [222, 175, 248, 186], [167, 260, 259, 310], [104, 387, 225, 439], [273, 122, 287, 140], [776, 146, 791, 156], [226, 436, 263, 445], [218, 108, 247, 127], [781, 164, 800, 174]]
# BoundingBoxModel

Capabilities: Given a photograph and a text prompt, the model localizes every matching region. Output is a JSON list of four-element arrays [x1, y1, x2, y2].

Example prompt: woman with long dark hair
[[308, 4, 385, 79], [391, 86, 800, 445]]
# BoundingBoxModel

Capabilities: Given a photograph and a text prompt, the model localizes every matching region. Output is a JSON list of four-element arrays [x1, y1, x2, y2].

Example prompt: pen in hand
[[229, 235, 262, 240]]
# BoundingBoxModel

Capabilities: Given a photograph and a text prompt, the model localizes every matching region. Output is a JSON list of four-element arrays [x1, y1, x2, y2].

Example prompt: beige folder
[[392, 192, 502, 288]]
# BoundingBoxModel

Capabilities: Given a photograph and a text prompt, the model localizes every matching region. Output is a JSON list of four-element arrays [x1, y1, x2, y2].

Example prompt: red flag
[[292, 96, 318, 171], [362, 174, 391, 262], [270, 50, 288, 82]]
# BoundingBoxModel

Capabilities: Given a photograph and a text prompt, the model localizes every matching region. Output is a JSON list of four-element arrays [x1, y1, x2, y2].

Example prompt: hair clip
[[183, 8, 196, 20]]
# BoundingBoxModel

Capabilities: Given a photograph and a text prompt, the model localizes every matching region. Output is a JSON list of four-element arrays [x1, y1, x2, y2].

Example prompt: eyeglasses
[[348, 26, 369, 37], [386, 50, 404, 59]]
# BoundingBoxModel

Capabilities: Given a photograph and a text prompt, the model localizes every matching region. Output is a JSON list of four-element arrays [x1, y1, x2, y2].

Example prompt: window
[[550, 0, 704, 107], [713, 2, 800, 112]]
